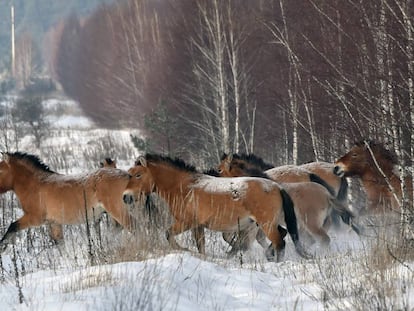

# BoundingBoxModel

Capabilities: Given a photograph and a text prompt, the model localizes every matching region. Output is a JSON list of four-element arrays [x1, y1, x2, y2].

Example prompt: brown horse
[[123, 154, 310, 262], [219, 153, 360, 248], [334, 140, 412, 213], [99, 157, 157, 226], [0, 152, 137, 251]]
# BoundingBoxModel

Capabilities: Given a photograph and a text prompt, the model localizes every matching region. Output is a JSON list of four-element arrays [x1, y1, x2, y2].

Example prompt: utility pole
[[11, 5, 15, 77]]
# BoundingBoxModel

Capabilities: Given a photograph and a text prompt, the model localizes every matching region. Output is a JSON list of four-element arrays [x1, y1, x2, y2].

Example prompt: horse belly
[[208, 215, 255, 232], [43, 189, 100, 225], [183, 192, 252, 231], [205, 201, 252, 231]]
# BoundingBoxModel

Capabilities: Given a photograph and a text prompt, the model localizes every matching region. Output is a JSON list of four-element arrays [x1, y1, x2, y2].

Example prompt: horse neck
[[10, 162, 47, 198], [150, 164, 193, 204], [361, 166, 402, 197]]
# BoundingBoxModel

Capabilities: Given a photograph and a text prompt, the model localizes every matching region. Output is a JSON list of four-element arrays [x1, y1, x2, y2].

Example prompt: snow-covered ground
[[0, 97, 413, 310], [0, 226, 412, 311]]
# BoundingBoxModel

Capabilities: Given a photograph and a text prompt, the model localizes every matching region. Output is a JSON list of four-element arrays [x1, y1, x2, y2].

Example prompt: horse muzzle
[[123, 191, 135, 205], [333, 164, 345, 177]]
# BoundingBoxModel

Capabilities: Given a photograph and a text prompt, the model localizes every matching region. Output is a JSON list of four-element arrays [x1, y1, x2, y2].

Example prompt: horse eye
[[135, 173, 141, 179], [218, 168, 223, 173], [351, 153, 358, 158]]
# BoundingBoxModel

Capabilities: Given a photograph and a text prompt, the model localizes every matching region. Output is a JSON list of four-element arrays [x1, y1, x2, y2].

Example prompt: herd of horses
[[0, 139, 409, 262]]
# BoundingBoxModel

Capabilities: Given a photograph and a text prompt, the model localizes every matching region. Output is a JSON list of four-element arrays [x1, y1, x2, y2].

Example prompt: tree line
[[53, 0, 414, 179]]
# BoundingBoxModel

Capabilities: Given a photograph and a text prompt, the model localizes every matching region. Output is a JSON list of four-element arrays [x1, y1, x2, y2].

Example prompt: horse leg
[[222, 232, 236, 245], [102, 201, 138, 233], [166, 221, 194, 252], [306, 224, 330, 247], [0, 214, 43, 252], [49, 223, 64, 244], [228, 218, 281, 255], [254, 225, 287, 250], [0, 221, 19, 251], [192, 226, 205, 254], [259, 222, 285, 262], [226, 225, 258, 257]]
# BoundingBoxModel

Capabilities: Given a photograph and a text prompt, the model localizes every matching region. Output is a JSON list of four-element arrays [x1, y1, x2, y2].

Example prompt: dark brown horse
[[334, 140, 412, 213], [219, 154, 360, 248], [123, 154, 310, 261], [100, 158, 117, 168], [0, 152, 137, 251]]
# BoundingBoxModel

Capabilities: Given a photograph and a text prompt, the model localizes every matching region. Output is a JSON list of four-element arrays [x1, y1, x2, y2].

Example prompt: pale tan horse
[[220, 154, 349, 206], [334, 140, 412, 213], [222, 154, 350, 226], [123, 154, 310, 261], [300, 161, 349, 205], [218, 154, 360, 248], [0, 152, 137, 251]]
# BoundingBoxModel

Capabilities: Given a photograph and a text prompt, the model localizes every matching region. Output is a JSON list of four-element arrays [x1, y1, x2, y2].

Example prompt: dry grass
[[315, 212, 414, 311]]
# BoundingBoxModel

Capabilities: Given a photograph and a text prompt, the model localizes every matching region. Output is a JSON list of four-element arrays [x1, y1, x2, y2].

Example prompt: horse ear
[[223, 153, 232, 170], [137, 156, 147, 167]]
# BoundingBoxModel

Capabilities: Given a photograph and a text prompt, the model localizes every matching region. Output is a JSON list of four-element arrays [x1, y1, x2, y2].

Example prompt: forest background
[[1, 0, 414, 201]]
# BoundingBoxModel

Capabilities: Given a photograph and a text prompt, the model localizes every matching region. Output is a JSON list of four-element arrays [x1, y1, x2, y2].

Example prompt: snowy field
[[0, 98, 413, 310]]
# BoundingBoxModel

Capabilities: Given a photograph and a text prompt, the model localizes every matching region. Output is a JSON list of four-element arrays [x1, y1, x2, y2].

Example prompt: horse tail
[[329, 197, 362, 236], [280, 189, 311, 259], [337, 176, 349, 204], [309, 173, 335, 196], [309, 173, 345, 228]]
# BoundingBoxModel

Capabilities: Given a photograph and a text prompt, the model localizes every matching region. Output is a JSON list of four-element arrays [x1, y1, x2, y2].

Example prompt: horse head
[[123, 156, 154, 204], [218, 153, 234, 176], [219, 153, 267, 178], [219, 153, 251, 177], [334, 140, 397, 178]]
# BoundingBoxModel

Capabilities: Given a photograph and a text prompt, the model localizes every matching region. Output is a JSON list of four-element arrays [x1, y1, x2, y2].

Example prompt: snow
[[0, 220, 412, 311], [0, 249, 338, 310], [0, 97, 413, 311]]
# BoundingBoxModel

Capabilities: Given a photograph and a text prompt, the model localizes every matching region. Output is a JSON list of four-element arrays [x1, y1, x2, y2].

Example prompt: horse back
[[300, 162, 343, 196], [265, 166, 311, 183], [243, 178, 284, 212], [40, 168, 130, 224]]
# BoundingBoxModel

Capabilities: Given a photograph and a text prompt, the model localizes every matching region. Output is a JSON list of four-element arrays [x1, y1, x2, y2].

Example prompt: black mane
[[203, 168, 221, 176], [7, 152, 55, 173], [143, 153, 198, 173], [231, 153, 274, 170], [105, 158, 115, 165], [242, 166, 271, 179]]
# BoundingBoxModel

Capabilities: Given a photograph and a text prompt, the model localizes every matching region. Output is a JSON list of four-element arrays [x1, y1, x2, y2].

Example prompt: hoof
[[265, 245, 285, 262]]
